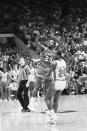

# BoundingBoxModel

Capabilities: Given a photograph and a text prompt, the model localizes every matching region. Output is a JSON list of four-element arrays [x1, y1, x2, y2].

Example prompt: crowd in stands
[[0, 0, 87, 99], [0, 38, 34, 101]]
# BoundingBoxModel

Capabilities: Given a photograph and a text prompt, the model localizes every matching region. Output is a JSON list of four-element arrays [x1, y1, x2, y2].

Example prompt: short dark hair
[[57, 51, 62, 57]]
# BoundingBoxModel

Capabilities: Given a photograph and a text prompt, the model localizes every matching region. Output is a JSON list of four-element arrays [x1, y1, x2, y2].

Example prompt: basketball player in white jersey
[[53, 51, 67, 113]]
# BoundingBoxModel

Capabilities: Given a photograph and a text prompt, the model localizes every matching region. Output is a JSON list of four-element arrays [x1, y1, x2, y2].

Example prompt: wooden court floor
[[0, 95, 87, 131]]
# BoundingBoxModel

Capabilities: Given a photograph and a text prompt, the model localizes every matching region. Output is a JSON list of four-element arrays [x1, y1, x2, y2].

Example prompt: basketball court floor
[[0, 94, 87, 131]]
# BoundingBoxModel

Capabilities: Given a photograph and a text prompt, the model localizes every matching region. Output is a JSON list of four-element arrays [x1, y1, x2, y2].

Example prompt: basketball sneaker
[[47, 109, 57, 124]]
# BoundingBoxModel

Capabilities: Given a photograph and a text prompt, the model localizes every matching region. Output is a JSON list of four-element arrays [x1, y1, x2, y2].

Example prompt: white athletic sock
[[48, 109, 57, 121]]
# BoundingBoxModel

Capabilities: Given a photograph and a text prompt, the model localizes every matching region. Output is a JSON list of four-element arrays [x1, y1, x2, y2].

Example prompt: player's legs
[[45, 80, 56, 110], [53, 80, 66, 113], [29, 81, 36, 97], [29, 77, 42, 111], [53, 90, 62, 113], [32, 76, 42, 97], [45, 80, 57, 124]]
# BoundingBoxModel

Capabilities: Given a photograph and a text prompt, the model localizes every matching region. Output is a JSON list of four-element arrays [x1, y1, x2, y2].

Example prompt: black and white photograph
[[0, 0, 87, 131]]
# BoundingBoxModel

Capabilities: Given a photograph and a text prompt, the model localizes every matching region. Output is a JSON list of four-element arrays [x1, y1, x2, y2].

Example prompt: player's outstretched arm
[[34, 31, 48, 50]]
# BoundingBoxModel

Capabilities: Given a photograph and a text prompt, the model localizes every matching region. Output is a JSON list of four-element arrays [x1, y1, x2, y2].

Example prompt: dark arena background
[[0, 0, 87, 131]]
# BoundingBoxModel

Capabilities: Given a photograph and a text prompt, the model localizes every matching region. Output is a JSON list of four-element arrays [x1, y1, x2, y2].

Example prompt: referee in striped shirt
[[17, 58, 30, 112]]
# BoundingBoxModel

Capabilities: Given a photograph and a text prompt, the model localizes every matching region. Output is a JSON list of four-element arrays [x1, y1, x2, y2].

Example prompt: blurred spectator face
[[83, 41, 87, 46], [14, 64, 18, 70], [49, 40, 54, 46], [19, 58, 25, 67], [74, 57, 78, 62]]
